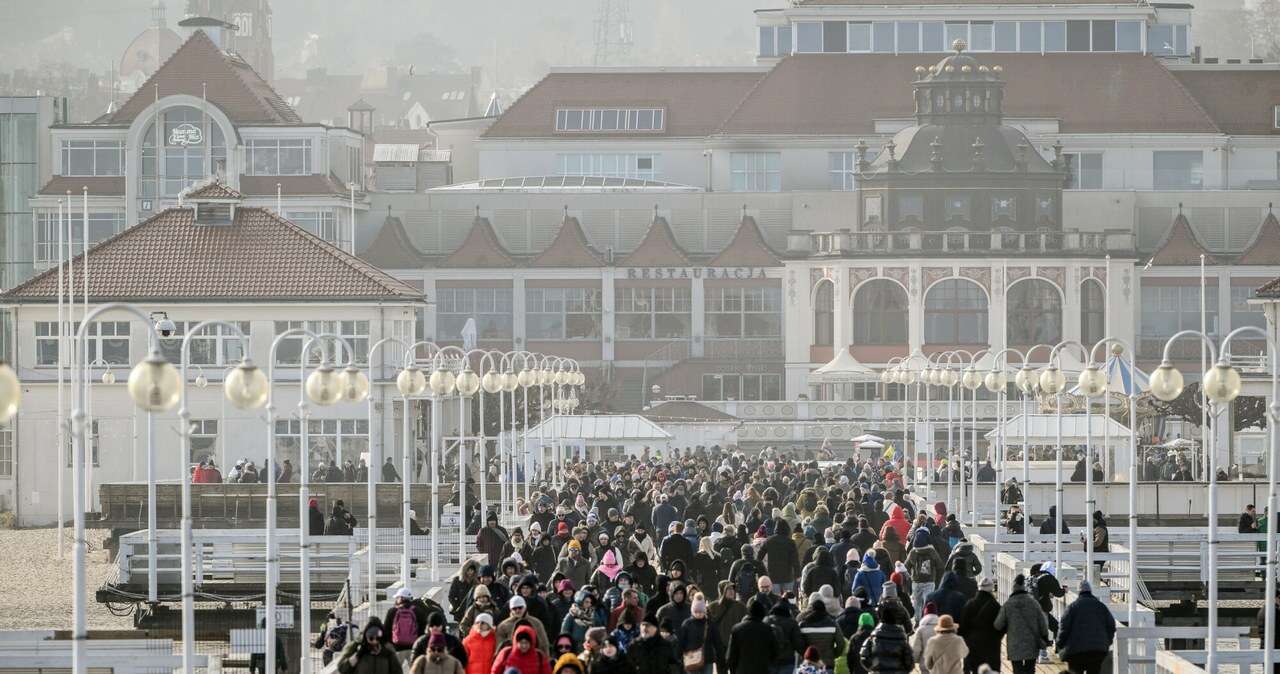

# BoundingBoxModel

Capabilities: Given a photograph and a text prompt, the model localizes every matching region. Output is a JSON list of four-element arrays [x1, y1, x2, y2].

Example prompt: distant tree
[[1148, 382, 1268, 431], [1249, 0, 1280, 60]]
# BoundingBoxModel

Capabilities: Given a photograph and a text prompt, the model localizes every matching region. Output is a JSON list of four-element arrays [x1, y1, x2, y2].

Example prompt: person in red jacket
[[491, 625, 551, 674], [463, 614, 498, 674], [880, 505, 910, 544]]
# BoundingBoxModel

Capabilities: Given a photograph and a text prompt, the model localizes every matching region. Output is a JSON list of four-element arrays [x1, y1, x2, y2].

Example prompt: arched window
[[853, 280, 908, 344], [924, 279, 988, 344], [140, 106, 227, 198], [813, 281, 833, 346], [1007, 279, 1063, 346], [1081, 279, 1106, 346]]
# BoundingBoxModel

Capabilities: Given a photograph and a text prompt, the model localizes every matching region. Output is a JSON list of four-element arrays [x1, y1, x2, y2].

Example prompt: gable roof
[[717, 53, 1218, 136], [1238, 211, 1280, 265], [107, 30, 301, 125], [2, 206, 421, 303], [619, 215, 691, 267], [1171, 69, 1280, 136], [708, 215, 781, 267], [184, 180, 242, 200], [441, 216, 517, 267], [482, 70, 768, 139], [530, 215, 605, 267], [1149, 211, 1218, 266], [360, 214, 430, 269], [1257, 276, 1280, 298]]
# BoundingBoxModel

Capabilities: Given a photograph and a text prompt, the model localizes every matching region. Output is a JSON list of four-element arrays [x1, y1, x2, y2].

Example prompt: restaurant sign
[[622, 267, 771, 280]]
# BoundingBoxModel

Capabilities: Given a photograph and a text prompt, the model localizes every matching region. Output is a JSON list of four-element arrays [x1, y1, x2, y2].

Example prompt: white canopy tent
[[810, 348, 878, 400], [985, 413, 1135, 480], [524, 414, 673, 461]]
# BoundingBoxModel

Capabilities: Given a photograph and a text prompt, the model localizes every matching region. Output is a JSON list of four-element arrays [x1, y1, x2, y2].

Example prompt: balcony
[[807, 228, 1133, 257]]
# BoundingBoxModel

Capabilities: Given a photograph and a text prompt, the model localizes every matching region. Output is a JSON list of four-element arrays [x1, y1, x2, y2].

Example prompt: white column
[[907, 269, 924, 354], [602, 271, 616, 362], [1062, 265, 1082, 346], [785, 266, 815, 399], [832, 269, 849, 351], [512, 276, 526, 350], [691, 277, 705, 358]]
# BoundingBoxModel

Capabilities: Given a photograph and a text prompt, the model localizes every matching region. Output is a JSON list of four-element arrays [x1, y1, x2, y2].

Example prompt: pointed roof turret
[[709, 213, 780, 267], [361, 210, 429, 269], [442, 212, 516, 267], [619, 210, 690, 266], [484, 91, 503, 118], [1238, 208, 1280, 265], [531, 211, 604, 267], [1149, 207, 1217, 266]]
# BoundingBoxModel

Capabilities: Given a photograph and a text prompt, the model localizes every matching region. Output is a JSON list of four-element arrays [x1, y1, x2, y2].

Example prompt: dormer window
[[194, 202, 234, 225], [554, 108, 665, 133]]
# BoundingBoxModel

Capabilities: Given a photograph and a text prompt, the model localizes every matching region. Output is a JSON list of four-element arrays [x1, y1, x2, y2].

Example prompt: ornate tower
[[186, 0, 274, 82]]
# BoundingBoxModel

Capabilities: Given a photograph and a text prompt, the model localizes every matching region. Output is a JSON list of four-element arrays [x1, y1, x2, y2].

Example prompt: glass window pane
[[1067, 20, 1091, 51], [1175, 25, 1188, 54], [1092, 20, 1115, 51], [898, 22, 920, 52], [922, 22, 944, 51], [759, 26, 775, 56], [797, 22, 822, 52], [971, 22, 993, 51], [778, 25, 792, 54], [1116, 21, 1141, 51], [1153, 150, 1203, 190], [873, 22, 895, 52], [848, 22, 871, 51], [945, 23, 968, 49], [994, 22, 1017, 51], [824, 21, 848, 53], [1019, 21, 1042, 52], [1149, 24, 1175, 55], [1045, 22, 1066, 51]]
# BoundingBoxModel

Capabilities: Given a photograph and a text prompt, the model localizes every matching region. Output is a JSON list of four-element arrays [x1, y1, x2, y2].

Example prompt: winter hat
[[1013, 574, 1026, 588], [924, 601, 938, 615], [858, 612, 875, 628], [691, 597, 707, 615], [1079, 580, 1093, 593], [890, 571, 904, 587], [557, 579, 576, 593], [395, 587, 413, 600], [428, 633, 446, 648], [936, 615, 957, 632], [473, 584, 491, 599], [979, 577, 995, 592], [881, 581, 898, 599], [845, 596, 863, 610], [803, 646, 820, 662], [509, 595, 527, 609], [308, 498, 318, 508], [567, 539, 582, 551], [557, 522, 570, 535], [529, 521, 543, 533], [846, 549, 861, 563], [475, 613, 494, 627], [428, 612, 447, 628]]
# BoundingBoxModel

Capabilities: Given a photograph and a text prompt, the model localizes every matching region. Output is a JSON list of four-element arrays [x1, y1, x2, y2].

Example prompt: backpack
[[736, 560, 758, 596], [391, 605, 418, 647], [917, 557, 933, 581]]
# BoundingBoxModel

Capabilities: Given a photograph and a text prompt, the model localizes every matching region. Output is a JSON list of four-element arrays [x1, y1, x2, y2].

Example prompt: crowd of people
[[320, 448, 1119, 674]]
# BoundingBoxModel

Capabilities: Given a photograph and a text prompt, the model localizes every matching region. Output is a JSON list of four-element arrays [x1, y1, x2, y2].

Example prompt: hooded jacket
[[759, 520, 801, 583], [800, 547, 843, 598], [462, 626, 498, 674], [338, 619, 402, 674], [908, 613, 939, 674], [922, 629, 967, 674], [924, 573, 967, 620], [859, 622, 914, 674], [764, 600, 805, 666], [725, 599, 779, 674], [851, 554, 886, 606], [659, 531, 694, 572], [879, 506, 910, 544], [957, 591, 1002, 671], [905, 530, 943, 585], [627, 631, 678, 674], [491, 626, 551, 674], [798, 599, 847, 668]]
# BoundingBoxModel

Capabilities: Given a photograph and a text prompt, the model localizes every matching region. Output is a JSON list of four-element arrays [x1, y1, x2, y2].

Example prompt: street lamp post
[[961, 352, 988, 529], [428, 346, 463, 576], [986, 349, 1022, 546], [1042, 341, 1086, 575], [362, 337, 407, 613], [396, 343, 432, 583], [179, 321, 264, 674], [69, 304, 171, 674]]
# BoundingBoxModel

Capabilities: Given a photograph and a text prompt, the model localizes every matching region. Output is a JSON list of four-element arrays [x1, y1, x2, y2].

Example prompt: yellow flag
[[883, 444, 896, 460]]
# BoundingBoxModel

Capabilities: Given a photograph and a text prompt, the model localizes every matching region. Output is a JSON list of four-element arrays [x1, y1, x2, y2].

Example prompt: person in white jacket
[[910, 606, 941, 674]]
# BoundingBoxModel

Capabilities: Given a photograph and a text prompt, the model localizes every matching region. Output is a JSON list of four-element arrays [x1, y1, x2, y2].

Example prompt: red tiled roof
[[360, 214, 429, 269], [107, 31, 301, 125], [2, 206, 422, 303], [1238, 212, 1280, 265], [708, 215, 781, 267], [1171, 69, 1280, 136], [619, 216, 691, 267], [482, 70, 767, 139], [718, 54, 1218, 136], [1149, 212, 1218, 266], [239, 174, 350, 197], [530, 216, 605, 267], [442, 217, 516, 267], [38, 176, 126, 196], [1257, 277, 1280, 298], [184, 180, 242, 200]]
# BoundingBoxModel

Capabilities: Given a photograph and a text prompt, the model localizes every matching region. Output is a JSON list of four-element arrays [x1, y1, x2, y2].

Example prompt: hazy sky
[[0, 0, 1259, 91]]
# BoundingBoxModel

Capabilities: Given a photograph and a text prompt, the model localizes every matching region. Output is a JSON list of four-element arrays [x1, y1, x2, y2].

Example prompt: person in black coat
[[725, 598, 779, 674], [957, 578, 1002, 674], [1039, 506, 1070, 535], [629, 617, 678, 674], [659, 523, 694, 572], [764, 598, 804, 674], [758, 519, 801, 591], [1056, 581, 1116, 674], [800, 547, 842, 599], [924, 572, 967, 620], [307, 498, 325, 537], [859, 621, 913, 674], [676, 596, 724, 674], [851, 518, 878, 558]]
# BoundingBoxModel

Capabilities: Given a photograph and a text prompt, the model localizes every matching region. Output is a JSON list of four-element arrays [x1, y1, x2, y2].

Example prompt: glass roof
[[429, 175, 704, 193]]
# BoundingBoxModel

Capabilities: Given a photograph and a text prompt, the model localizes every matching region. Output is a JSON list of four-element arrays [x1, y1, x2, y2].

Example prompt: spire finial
[[1270, 202, 1273, 215], [475, 204, 480, 218], [952, 38, 967, 53], [1178, 202, 1183, 215], [564, 204, 569, 218]]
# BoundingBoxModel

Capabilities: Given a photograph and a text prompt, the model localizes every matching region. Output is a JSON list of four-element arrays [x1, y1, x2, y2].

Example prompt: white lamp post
[[429, 346, 462, 578], [69, 304, 171, 674], [456, 351, 483, 553], [961, 351, 986, 528], [397, 343, 433, 583], [361, 337, 407, 613]]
